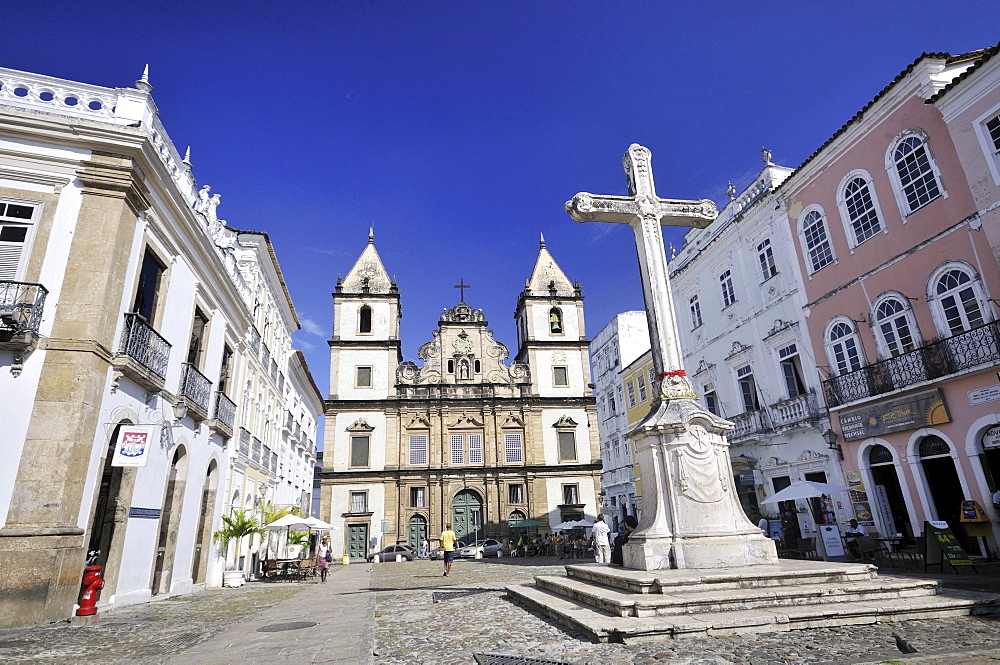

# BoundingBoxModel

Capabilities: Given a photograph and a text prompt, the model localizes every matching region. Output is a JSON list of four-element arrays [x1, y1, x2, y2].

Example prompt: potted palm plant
[[213, 508, 264, 587]]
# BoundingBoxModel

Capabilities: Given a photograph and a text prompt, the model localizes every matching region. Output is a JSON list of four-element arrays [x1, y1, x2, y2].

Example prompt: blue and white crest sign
[[111, 425, 157, 467]]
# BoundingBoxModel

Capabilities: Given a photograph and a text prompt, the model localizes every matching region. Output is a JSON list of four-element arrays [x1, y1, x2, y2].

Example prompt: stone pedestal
[[623, 398, 778, 570]]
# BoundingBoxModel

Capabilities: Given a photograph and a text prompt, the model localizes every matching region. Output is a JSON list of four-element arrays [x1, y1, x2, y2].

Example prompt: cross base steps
[[624, 532, 778, 571], [505, 560, 1000, 643]]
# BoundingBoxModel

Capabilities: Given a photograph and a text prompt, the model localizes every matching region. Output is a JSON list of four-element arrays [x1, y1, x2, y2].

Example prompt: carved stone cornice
[[77, 157, 151, 215]]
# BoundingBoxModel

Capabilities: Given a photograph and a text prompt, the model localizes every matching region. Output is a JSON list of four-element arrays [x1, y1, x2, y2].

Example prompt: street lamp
[[822, 428, 843, 460], [171, 399, 189, 423]]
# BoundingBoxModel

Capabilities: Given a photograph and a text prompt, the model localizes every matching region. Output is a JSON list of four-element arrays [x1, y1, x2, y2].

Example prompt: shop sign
[[838, 389, 949, 442], [738, 470, 762, 486], [925, 520, 973, 567], [111, 425, 158, 467], [982, 425, 1000, 449]]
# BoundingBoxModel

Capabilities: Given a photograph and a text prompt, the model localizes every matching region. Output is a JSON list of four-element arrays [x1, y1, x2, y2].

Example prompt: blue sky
[[6, 3, 1000, 417]]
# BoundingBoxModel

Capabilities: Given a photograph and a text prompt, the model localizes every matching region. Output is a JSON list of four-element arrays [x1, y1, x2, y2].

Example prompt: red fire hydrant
[[76, 565, 104, 616]]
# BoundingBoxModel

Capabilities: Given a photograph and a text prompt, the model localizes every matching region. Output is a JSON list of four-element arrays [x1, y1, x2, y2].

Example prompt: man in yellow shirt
[[440, 524, 458, 577]]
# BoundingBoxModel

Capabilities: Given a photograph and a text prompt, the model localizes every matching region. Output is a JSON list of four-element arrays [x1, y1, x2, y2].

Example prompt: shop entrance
[[868, 444, 913, 538], [151, 445, 188, 595], [771, 475, 802, 545], [919, 435, 981, 555]]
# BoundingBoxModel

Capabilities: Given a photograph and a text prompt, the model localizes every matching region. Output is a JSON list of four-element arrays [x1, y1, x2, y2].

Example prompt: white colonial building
[[668, 157, 850, 554], [589, 311, 648, 531], [0, 66, 319, 627]]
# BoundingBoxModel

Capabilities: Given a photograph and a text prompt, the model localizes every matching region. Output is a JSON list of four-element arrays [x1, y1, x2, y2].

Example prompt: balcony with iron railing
[[769, 391, 821, 431], [113, 312, 171, 391], [252, 437, 262, 465], [729, 408, 772, 443], [179, 362, 212, 418], [261, 343, 270, 368], [0, 280, 47, 340], [208, 390, 236, 440], [823, 321, 1000, 408], [248, 326, 261, 356], [239, 428, 251, 457]]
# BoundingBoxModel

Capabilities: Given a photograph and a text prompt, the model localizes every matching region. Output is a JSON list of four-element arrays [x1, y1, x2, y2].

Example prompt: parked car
[[458, 539, 504, 558], [429, 541, 467, 560], [367, 545, 416, 562]]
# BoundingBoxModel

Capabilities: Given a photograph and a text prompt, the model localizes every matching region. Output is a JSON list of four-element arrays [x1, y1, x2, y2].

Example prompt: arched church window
[[447, 359, 455, 374], [474, 359, 481, 373], [359, 305, 372, 333], [549, 307, 563, 334]]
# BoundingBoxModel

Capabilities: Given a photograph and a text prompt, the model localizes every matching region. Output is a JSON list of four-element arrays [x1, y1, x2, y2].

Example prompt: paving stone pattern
[[2, 557, 1000, 664], [372, 556, 1000, 665], [0, 582, 302, 664]]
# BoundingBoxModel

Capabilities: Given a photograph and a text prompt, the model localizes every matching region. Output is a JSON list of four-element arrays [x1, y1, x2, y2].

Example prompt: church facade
[[319, 234, 601, 560]]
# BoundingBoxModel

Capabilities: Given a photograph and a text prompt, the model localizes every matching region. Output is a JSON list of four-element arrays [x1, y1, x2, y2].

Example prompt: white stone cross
[[566, 144, 717, 397]]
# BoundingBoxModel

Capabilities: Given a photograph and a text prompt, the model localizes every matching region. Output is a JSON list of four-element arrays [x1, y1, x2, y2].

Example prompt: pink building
[[780, 48, 1000, 557]]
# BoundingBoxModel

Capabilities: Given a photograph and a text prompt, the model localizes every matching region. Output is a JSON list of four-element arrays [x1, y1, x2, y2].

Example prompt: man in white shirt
[[591, 514, 612, 564]]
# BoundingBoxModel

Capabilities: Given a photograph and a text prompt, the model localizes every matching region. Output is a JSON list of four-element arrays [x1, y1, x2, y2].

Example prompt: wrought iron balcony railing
[[770, 391, 820, 430], [239, 428, 251, 456], [180, 362, 212, 412], [261, 343, 270, 367], [213, 391, 236, 430], [730, 408, 771, 440], [252, 436, 262, 464], [823, 320, 1000, 407], [248, 326, 261, 356], [0, 280, 48, 334], [270, 359, 278, 382], [119, 313, 171, 379]]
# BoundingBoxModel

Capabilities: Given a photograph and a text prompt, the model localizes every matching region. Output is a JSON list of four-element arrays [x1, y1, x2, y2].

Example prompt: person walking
[[317, 537, 332, 583], [440, 524, 458, 576], [420, 536, 429, 559], [592, 514, 612, 564]]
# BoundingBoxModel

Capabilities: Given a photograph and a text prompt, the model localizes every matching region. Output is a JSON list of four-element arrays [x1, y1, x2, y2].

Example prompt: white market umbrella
[[552, 521, 579, 531], [761, 480, 851, 505], [264, 515, 317, 558], [301, 516, 336, 530]]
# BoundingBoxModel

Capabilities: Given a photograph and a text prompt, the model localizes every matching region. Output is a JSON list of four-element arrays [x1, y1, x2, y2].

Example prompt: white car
[[458, 539, 504, 558]]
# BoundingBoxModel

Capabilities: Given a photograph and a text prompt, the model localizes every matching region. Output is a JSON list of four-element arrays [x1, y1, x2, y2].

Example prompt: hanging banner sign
[[111, 425, 158, 467], [838, 389, 950, 442]]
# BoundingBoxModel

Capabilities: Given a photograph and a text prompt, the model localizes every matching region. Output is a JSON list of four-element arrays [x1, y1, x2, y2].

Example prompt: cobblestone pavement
[[372, 555, 1000, 665], [0, 580, 305, 664], [2, 558, 1000, 664]]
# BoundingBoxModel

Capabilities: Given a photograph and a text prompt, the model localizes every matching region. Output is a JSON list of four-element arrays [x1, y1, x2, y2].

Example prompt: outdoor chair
[[856, 535, 901, 567]]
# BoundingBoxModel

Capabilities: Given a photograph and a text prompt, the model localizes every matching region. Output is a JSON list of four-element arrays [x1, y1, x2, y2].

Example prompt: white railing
[[0, 69, 119, 121], [770, 392, 819, 430]]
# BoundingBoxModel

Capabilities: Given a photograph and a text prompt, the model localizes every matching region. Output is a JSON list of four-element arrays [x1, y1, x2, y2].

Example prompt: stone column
[[0, 153, 150, 627]]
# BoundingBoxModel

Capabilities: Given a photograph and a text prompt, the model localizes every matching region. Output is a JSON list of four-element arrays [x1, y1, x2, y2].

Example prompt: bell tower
[[514, 234, 591, 397], [329, 230, 401, 400]]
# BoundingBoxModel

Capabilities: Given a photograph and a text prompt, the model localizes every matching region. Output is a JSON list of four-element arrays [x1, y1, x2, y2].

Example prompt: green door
[[452, 490, 483, 544], [347, 523, 368, 562], [407, 515, 426, 550]]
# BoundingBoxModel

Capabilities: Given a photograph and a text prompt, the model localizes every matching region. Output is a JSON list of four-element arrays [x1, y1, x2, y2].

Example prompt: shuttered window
[[408, 434, 427, 465], [350, 435, 370, 468], [558, 431, 577, 462], [450, 434, 465, 464], [0, 201, 38, 281], [468, 434, 483, 464], [504, 433, 523, 464]]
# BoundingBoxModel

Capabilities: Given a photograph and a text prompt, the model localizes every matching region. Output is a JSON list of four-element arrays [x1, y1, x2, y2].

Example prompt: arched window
[[873, 295, 919, 358], [928, 264, 989, 337], [841, 174, 883, 246], [890, 133, 942, 214], [826, 318, 863, 375], [358, 305, 372, 334], [549, 307, 563, 334], [918, 435, 951, 458], [799, 207, 835, 273], [868, 444, 894, 465]]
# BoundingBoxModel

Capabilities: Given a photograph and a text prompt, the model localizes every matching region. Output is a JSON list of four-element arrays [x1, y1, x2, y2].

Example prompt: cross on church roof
[[453, 278, 471, 303]]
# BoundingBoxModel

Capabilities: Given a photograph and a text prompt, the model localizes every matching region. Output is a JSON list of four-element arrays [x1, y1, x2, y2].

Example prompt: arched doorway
[[867, 444, 913, 538], [508, 510, 527, 544], [85, 422, 139, 598], [451, 489, 483, 544], [191, 460, 219, 584], [407, 514, 427, 550], [151, 445, 189, 595], [919, 435, 980, 555]]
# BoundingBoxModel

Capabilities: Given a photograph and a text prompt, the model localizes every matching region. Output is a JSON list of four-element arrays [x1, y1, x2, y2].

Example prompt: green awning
[[508, 519, 547, 528]]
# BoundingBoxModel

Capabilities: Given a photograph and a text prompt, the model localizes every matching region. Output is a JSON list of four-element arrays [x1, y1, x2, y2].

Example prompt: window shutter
[[468, 434, 483, 464], [0, 241, 24, 280]]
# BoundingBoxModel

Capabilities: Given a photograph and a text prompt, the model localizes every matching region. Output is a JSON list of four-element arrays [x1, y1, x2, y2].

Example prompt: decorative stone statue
[[194, 185, 211, 215], [567, 144, 778, 570]]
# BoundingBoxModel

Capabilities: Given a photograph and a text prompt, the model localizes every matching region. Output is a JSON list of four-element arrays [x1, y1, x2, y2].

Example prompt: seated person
[[845, 519, 868, 558], [610, 515, 639, 567]]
